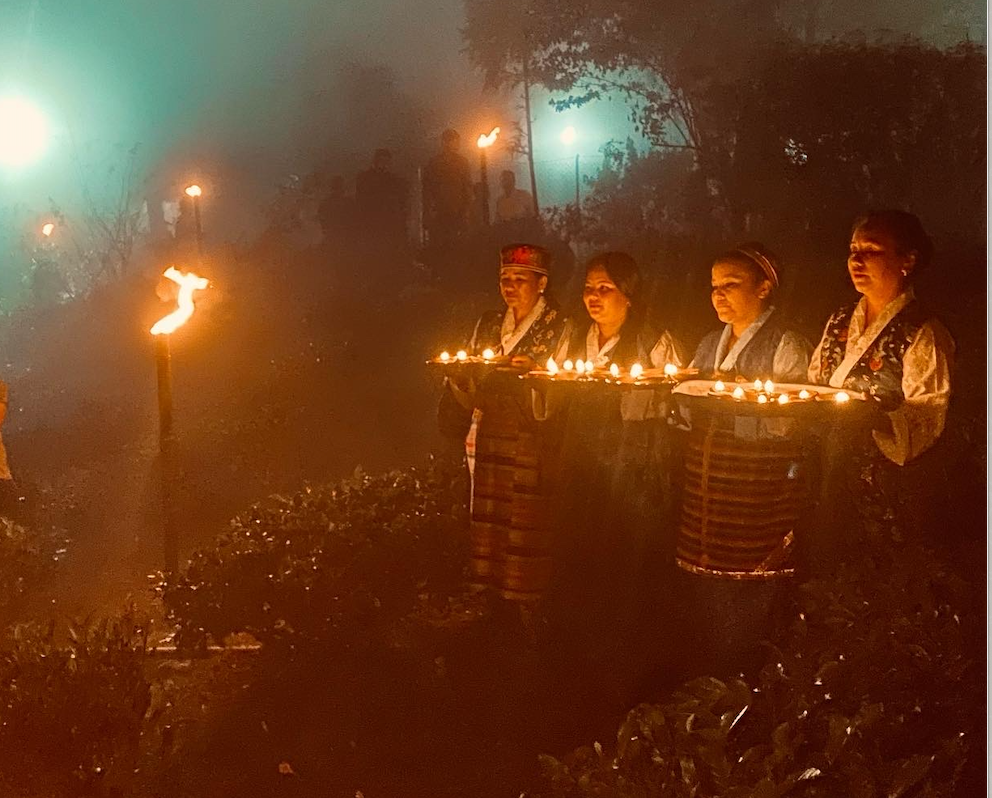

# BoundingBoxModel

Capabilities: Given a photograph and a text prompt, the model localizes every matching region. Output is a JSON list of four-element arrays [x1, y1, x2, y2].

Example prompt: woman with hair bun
[[691, 242, 811, 382]]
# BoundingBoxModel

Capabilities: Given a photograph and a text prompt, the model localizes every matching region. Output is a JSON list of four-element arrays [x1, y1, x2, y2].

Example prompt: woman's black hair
[[851, 210, 933, 271], [712, 241, 782, 293], [584, 251, 647, 363]]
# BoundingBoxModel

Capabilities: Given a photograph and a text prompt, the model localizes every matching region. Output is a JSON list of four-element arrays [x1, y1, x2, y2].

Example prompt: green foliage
[[0, 612, 151, 797], [0, 515, 67, 616], [160, 459, 468, 652], [533, 542, 979, 797]]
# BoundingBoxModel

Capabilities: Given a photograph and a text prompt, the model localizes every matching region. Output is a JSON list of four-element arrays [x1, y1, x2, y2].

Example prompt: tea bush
[[535, 542, 980, 797], [0, 611, 151, 797], [160, 459, 467, 652]]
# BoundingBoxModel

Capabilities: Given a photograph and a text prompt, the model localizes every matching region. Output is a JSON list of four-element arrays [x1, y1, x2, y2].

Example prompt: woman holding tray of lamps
[[808, 210, 954, 555], [440, 243, 567, 603], [540, 251, 685, 688], [690, 242, 811, 382]]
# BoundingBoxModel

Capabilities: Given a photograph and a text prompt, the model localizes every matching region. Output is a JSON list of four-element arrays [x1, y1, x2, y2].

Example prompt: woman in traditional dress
[[544, 252, 684, 690], [691, 243, 810, 382], [807, 210, 954, 553], [444, 243, 566, 601]]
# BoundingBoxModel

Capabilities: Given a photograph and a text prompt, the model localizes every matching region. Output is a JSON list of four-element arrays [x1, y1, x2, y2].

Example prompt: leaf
[[886, 754, 933, 797]]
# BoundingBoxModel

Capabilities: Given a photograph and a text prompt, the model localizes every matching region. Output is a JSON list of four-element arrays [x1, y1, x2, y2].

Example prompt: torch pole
[[479, 149, 490, 226], [155, 335, 178, 577], [192, 196, 204, 260]]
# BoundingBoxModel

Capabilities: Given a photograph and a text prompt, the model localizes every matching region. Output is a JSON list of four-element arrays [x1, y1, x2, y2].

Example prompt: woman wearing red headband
[[690, 243, 810, 382]]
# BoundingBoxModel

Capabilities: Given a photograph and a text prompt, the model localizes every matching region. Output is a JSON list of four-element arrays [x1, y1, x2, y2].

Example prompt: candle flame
[[764, 379, 775, 393], [799, 389, 810, 400], [778, 393, 790, 405], [482, 348, 495, 360], [630, 363, 644, 379], [41, 222, 54, 237], [664, 363, 678, 376], [546, 358, 559, 375], [563, 359, 574, 371], [609, 363, 620, 378], [456, 350, 468, 361], [150, 267, 209, 335], [576, 359, 586, 374], [753, 379, 763, 391], [714, 380, 726, 392], [757, 394, 768, 404], [185, 184, 202, 198], [834, 391, 850, 403], [477, 126, 500, 149], [732, 386, 745, 400], [440, 351, 450, 362]]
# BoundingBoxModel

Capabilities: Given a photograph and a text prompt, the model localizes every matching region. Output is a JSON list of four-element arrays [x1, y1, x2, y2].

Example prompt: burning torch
[[184, 184, 204, 258], [476, 127, 500, 226], [150, 266, 209, 576]]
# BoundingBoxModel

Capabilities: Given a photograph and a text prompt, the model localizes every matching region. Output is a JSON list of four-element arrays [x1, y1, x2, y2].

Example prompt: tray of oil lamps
[[673, 378, 867, 419], [522, 360, 697, 391], [426, 349, 523, 377]]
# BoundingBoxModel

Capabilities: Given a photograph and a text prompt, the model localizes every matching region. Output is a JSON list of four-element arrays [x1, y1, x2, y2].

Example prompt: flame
[[834, 391, 850, 403], [732, 386, 745, 400], [664, 363, 678, 376], [440, 351, 450, 362], [764, 379, 775, 393], [41, 222, 54, 237], [778, 393, 790, 405], [609, 363, 620, 378], [546, 358, 559, 375], [630, 363, 644, 379], [456, 350, 468, 361], [477, 127, 500, 149], [575, 359, 586, 374], [757, 394, 768, 404], [151, 267, 209, 335], [753, 378, 763, 391], [185, 184, 202, 198], [563, 359, 573, 371], [799, 389, 810, 400], [714, 380, 726, 392], [482, 348, 495, 360]]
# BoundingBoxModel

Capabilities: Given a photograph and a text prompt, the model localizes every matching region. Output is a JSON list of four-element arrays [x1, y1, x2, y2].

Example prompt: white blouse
[[808, 289, 954, 466]]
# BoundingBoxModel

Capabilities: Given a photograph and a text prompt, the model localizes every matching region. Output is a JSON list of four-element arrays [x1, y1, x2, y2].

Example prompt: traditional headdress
[[499, 243, 551, 277]]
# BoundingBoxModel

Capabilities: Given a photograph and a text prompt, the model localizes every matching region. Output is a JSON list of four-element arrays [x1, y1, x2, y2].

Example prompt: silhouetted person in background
[[422, 129, 472, 247], [355, 149, 408, 244], [495, 170, 533, 224]]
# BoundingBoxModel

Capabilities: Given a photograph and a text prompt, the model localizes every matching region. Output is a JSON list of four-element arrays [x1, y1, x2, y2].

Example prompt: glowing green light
[[0, 96, 49, 169]]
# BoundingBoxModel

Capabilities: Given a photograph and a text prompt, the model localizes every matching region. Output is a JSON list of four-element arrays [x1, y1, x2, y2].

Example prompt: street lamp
[[0, 96, 48, 169], [184, 184, 204, 257], [476, 127, 500, 226]]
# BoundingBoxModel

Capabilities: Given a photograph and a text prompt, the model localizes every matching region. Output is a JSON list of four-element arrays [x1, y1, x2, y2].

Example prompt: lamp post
[[150, 267, 209, 577], [476, 127, 500, 226], [184, 184, 204, 258]]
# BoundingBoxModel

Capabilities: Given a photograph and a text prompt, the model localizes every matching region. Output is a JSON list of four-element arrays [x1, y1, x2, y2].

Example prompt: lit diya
[[523, 359, 698, 388], [706, 378, 857, 406], [426, 347, 523, 381]]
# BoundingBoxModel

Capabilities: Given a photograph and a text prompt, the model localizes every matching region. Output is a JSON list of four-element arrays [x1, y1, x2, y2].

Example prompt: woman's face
[[711, 260, 771, 327], [848, 225, 912, 300], [499, 267, 545, 315], [583, 265, 630, 330]]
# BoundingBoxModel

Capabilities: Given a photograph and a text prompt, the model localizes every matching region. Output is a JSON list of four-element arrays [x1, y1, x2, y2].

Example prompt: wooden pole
[[480, 149, 491, 226], [155, 335, 178, 576], [521, 62, 540, 218]]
